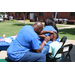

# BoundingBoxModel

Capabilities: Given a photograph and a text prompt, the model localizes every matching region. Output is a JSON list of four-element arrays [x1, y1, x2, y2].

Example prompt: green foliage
[[11, 19, 15, 21]]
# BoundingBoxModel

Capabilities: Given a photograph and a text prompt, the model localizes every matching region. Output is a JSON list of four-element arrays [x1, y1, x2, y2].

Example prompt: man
[[7, 22, 50, 62]]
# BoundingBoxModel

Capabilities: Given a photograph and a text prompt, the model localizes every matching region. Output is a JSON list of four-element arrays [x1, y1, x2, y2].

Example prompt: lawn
[[0, 20, 75, 40], [56, 25, 68, 28], [58, 28, 75, 40], [0, 20, 35, 37]]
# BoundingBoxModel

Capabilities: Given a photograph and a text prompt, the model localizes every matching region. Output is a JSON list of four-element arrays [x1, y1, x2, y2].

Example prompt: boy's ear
[[52, 34, 54, 37]]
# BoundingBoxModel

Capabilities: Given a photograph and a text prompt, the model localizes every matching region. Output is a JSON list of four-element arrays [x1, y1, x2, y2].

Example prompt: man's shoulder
[[21, 25, 32, 30], [24, 25, 32, 28]]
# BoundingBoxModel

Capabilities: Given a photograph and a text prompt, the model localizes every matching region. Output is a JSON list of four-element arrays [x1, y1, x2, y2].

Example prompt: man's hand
[[44, 36, 50, 42], [35, 36, 50, 53]]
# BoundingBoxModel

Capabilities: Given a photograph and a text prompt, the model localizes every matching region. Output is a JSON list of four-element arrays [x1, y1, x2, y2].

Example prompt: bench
[[67, 20, 75, 24]]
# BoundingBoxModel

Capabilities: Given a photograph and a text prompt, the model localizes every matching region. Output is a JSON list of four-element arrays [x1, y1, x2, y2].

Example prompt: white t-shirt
[[49, 41, 61, 59]]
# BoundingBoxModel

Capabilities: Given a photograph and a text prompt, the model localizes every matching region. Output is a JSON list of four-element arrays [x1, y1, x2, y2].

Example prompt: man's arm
[[35, 36, 50, 53]]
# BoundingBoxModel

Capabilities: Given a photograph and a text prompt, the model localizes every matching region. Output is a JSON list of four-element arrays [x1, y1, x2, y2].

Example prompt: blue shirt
[[7, 25, 41, 61], [39, 26, 60, 45]]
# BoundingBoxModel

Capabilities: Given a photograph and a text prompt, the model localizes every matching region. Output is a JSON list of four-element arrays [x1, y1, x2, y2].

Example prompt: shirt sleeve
[[45, 33, 50, 36], [49, 44, 52, 53], [31, 38, 41, 50]]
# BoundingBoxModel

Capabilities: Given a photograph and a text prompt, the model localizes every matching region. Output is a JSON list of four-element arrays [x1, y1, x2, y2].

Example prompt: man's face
[[37, 23, 43, 34], [37, 26, 43, 34]]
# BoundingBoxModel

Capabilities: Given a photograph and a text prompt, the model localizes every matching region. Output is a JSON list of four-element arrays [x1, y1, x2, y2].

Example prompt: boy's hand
[[44, 36, 50, 42]]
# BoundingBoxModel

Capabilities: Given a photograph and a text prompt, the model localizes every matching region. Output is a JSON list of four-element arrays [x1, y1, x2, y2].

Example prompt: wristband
[[43, 41, 47, 44]]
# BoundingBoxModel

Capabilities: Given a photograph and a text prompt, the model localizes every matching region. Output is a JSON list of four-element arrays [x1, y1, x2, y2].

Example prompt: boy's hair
[[50, 32, 58, 39]]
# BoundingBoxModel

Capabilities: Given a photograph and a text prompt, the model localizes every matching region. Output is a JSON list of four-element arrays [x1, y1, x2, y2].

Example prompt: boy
[[48, 32, 61, 59]]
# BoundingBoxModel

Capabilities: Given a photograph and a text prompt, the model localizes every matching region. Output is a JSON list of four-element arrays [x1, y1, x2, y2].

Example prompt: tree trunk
[[23, 14, 25, 24], [36, 13, 38, 21], [3, 16, 5, 22]]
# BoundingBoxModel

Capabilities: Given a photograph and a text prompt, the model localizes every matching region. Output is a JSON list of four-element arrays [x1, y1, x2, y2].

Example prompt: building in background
[[6, 12, 75, 22]]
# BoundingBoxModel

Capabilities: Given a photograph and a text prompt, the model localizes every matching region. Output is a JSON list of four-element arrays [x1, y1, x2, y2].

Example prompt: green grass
[[56, 25, 69, 28], [0, 20, 75, 40], [59, 28, 75, 40], [0, 20, 34, 37], [0, 20, 22, 37]]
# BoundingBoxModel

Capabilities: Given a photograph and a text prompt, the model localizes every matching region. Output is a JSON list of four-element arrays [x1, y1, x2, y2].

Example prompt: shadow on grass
[[59, 28, 75, 35], [70, 45, 75, 62], [13, 23, 34, 26]]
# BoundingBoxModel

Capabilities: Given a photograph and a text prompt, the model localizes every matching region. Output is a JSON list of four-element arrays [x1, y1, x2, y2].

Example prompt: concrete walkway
[[57, 24, 75, 30], [0, 21, 75, 61]]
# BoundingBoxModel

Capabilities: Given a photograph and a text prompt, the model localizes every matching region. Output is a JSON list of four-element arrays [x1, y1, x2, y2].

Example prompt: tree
[[34, 12, 38, 21], [0, 12, 7, 22], [0, 12, 31, 23], [17, 12, 30, 24]]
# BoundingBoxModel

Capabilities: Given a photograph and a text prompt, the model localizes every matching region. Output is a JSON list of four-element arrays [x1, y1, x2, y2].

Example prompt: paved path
[[57, 24, 75, 30], [0, 21, 75, 61]]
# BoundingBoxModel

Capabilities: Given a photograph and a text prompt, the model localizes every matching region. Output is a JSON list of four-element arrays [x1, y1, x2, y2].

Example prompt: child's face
[[50, 34, 54, 41], [50, 33, 57, 41]]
